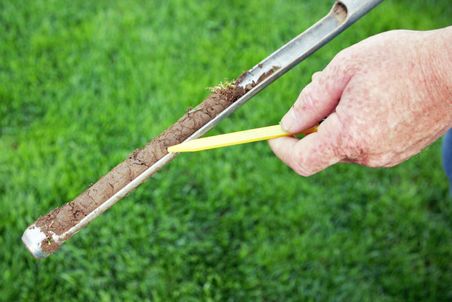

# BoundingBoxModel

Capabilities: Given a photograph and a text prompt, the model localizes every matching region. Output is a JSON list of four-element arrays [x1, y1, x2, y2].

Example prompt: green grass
[[1, 0, 452, 301]]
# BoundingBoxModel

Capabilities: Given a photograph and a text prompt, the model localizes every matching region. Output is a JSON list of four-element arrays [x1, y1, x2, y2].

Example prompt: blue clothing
[[443, 129, 452, 195]]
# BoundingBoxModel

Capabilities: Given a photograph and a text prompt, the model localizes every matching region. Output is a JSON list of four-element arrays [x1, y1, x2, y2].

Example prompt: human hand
[[269, 27, 452, 176]]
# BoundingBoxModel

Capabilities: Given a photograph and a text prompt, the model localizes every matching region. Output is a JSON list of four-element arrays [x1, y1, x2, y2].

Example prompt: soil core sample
[[34, 68, 278, 254]]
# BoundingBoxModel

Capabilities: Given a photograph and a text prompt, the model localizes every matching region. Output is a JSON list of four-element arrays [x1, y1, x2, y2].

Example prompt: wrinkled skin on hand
[[270, 28, 452, 176]]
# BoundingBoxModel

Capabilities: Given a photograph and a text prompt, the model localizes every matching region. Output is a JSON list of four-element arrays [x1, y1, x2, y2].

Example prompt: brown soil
[[35, 67, 279, 254]]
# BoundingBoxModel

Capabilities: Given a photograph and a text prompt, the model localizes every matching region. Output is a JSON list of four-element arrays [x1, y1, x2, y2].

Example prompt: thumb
[[269, 113, 344, 176], [281, 53, 354, 133]]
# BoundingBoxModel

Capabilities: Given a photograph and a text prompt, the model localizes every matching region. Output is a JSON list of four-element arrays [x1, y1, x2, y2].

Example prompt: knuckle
[[290, 150, 313, 177], [383, 161, 399, 168], [293, 164, 314, 177], [295, 85, 317, 113], [329, 48, 360, 75], [367, 153, 399, 168], [311, 71, 322, 82], [332, 48, 352, 64]]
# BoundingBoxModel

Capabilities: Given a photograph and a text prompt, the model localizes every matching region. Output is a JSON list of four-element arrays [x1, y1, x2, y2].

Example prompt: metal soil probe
[[22, 0, 383, 258]]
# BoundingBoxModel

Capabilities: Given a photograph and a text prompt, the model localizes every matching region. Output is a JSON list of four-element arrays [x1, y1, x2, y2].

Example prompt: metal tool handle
[[238, 0, 384, 88]]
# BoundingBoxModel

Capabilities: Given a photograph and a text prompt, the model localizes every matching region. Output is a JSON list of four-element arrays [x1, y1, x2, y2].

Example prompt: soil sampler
[[23, 0, 383, 258]]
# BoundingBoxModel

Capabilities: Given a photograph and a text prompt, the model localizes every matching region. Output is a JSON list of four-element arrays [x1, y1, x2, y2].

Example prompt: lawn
[[1, 0, 451, 301]]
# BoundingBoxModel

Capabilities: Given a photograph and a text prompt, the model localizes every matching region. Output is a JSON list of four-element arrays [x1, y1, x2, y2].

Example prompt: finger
[[268, 136, 299, 167], [281, 53, 354, 133], [269, 113, 344, 176]]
